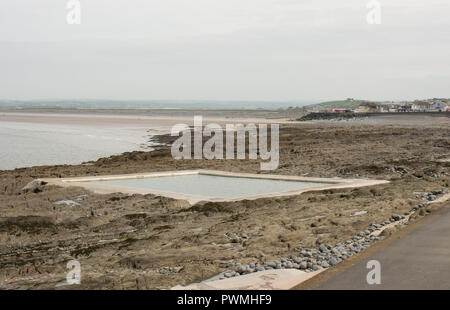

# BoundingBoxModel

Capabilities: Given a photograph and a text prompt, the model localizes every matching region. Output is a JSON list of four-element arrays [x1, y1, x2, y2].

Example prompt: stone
[[329, 258, 338, 266], [299, 262, 307, 270], [319, 244, 328, 252], [54, 200, 80, 207], [330, 248, 340, 256], [21, 179, 46, 194], [391, 214, 401, 221]]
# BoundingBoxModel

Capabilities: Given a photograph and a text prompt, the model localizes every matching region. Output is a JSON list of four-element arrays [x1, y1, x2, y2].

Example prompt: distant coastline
[[0, 99, 315, 111]]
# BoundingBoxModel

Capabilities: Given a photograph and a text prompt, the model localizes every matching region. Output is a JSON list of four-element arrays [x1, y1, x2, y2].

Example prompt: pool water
[[83, 174, 331, 200]]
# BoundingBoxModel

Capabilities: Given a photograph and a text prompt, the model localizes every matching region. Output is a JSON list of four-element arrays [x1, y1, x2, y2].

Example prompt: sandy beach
[[0, 110, 300, 128]]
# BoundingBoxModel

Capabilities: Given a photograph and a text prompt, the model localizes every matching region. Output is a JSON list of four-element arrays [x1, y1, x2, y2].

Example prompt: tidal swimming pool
[[44, 170, 388, 204], [81, 173, 333, 200]]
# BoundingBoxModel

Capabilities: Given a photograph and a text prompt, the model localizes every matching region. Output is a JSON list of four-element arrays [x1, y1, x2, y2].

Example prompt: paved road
[[318, 204, 450, 290]]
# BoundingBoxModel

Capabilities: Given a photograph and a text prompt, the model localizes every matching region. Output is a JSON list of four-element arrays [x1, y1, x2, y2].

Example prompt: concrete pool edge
[[42, 170, 390, 205]]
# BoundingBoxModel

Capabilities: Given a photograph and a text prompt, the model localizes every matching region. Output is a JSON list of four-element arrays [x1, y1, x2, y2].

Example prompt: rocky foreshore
[[1, 116, 449, 289], [215, 189, 450, 280]]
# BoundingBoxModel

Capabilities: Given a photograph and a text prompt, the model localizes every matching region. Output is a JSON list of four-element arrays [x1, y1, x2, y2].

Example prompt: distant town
[[300, 98, 450, 113]]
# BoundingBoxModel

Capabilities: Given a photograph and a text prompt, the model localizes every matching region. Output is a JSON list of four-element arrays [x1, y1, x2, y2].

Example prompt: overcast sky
[[0, 0, 448, 101]]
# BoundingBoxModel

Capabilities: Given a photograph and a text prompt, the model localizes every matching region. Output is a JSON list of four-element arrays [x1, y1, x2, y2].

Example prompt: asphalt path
[[318, 203, 450, 290]]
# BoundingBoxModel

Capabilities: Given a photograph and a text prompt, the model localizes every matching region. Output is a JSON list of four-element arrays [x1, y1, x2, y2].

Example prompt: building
[[412, 101, 432, 112]]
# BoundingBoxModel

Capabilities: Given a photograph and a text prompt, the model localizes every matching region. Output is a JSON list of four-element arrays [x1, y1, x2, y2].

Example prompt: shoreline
[[0, 113, 449, 289], [0, 110, 304, 171]]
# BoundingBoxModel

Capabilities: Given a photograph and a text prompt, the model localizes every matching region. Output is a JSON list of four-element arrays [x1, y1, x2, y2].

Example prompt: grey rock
[[54, 199, 80, 207], [329, 258, 338, 266], [391, 214, 401, 221], [21, 179, 46, 193], [331, 248, 340, 256]]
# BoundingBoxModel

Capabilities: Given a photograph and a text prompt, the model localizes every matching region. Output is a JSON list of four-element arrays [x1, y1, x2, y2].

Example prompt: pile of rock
[[219, 188, 450, 280], [220, 222, 391, 279], [414, 189, 449, 202]]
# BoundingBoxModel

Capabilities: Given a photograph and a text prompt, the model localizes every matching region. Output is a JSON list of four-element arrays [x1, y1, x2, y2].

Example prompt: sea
[[0, 99, 311, 110], [0, 100, 314, 170], [0, 120, 150, 171]]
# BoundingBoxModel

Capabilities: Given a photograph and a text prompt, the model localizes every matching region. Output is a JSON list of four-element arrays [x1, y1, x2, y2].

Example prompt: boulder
[[21, 179, 47, 194]]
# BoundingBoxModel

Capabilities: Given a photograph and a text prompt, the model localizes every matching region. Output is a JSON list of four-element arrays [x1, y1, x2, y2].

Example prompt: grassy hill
[[306, 99, 364, 110]]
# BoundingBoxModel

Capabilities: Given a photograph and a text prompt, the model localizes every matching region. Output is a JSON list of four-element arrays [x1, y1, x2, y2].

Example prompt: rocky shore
[[0, 114, 449, 289], [210, 189, 449, 280]]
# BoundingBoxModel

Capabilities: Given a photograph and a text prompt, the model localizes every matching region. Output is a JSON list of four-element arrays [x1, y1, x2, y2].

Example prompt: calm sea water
[[0, 99, 312, 110], [0, 121, 150, 170]]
